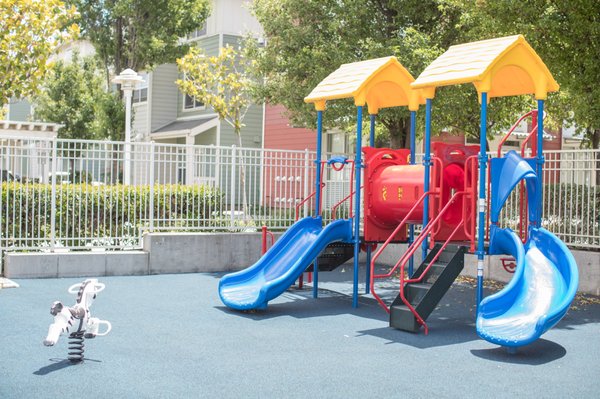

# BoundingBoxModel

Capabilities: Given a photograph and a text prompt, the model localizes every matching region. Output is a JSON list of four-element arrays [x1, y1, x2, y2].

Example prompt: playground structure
[[43, 278, 111, 363], [219, 35, 579, 348]]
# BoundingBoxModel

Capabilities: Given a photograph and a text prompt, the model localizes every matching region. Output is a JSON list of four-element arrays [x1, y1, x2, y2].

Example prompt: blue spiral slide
[[476, 151, 579, 347], [219, 217, 353, 311]]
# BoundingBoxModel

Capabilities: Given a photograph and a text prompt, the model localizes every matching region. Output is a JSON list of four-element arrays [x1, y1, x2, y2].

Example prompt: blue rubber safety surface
[[1, 268, 599, 398]]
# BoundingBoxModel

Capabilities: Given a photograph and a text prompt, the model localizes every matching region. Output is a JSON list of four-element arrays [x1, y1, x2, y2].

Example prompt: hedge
[[1, 182, 224, 248]]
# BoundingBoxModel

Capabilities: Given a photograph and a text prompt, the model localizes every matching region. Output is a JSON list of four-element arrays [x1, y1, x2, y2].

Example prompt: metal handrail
[[488, 110, 540, 242], [369, 191, 437, 306], [430, 157, 445, 239], [463, 156, 478, 252], [516, 125, 540, 242], [497, 110, 538, 157], [294, 182, 325, 221], [331, 185, 363, 220], [397, 219, 465, 334], [370, 192, 467, 332]]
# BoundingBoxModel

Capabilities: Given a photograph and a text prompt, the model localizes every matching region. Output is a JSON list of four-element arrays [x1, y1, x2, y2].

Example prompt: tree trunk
[[386, 116, 411, 149], [115, 17, 123, 75], [236, 131, 249, 223]]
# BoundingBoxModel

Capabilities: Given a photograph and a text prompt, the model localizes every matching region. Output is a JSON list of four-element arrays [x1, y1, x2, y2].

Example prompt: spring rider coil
[[43, 278, 111, 363]]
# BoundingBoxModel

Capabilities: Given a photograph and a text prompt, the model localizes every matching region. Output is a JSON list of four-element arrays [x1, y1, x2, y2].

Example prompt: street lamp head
[[112, 68, 143, 91]]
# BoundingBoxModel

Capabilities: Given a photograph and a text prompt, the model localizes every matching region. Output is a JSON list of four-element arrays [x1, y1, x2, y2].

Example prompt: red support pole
[[261, 225, 268, 255]]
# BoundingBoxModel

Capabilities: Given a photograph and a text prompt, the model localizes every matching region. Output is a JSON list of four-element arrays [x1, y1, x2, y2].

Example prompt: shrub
[[0, 182, 223, 248]]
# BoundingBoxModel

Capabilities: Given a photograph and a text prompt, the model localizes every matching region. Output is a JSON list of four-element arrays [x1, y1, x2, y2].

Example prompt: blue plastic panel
[[218, 217, 353, 310], [476, 227, 578, 347], [490, 151, 538, 224]]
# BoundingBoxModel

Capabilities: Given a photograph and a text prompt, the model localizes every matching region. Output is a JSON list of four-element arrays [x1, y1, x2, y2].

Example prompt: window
[[187, 23, 207, 40], [184, 93, 204, 110], [132, 72, 148, 104]]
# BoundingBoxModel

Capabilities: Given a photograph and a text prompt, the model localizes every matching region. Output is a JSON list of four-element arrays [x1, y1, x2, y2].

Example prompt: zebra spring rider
[[43, 279, 111, 363]]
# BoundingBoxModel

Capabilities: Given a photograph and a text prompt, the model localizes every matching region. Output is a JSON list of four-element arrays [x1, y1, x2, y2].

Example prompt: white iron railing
[[498, 149, 599, 249], [0, 137, 598, 262], [0, 137, 324, 253]]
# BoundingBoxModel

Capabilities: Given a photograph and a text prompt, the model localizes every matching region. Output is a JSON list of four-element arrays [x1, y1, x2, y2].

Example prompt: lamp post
[[112, 69, 142, 185]]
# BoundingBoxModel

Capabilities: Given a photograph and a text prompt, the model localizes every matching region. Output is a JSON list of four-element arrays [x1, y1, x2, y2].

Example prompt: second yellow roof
[[411, 35, 559, 100]]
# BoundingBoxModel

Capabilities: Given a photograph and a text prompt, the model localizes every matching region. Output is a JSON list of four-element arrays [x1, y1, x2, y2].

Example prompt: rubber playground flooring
[[1, 265, 599, 398]]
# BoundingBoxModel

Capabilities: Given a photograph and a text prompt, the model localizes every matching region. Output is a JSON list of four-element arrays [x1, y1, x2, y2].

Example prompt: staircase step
[[389, 244, 466, 332], [405, 283, 432, 305], [389, 303, 421, 332], [421, 264, 446, 283], [436, 246, 461, 263]]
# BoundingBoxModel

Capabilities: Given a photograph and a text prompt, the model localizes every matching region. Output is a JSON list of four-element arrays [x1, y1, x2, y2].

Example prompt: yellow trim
[[305, 56, 424, 111], [411, 35, 559, 99]]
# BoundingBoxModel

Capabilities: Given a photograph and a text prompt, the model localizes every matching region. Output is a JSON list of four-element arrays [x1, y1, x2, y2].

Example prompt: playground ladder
[[306, 242, 354, 272], [390, 244, 466, 332]]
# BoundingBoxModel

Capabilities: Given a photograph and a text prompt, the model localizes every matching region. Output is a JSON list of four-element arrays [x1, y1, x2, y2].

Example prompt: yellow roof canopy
[[411, 35, 559, 100], [304, 56, 425, 113]]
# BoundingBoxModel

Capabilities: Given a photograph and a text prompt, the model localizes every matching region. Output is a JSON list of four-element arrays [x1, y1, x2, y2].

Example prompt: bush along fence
[[0, 137, 598, 256], [1, 182, 224, 250]]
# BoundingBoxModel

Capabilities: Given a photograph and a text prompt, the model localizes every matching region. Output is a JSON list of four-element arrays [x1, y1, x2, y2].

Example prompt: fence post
[[303, 149, 310, 218], [149, 141, 155, 233], [50, 138, 58, 252], [230, 145, 237, 229], [258, 148, 265, 209]]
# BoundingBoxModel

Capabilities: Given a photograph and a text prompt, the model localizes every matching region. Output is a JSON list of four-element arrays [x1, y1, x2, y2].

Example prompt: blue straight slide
[[219, 217, 353, 311], [476, 151, 579, 347]]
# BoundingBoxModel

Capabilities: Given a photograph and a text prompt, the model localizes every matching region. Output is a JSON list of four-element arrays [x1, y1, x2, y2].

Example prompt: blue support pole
[[352, 106, 363, 308], [536, 99, 545, 226], [422, 100, 432, 261], [369, 114, 376, 147], [313, 110, 323, 299], [409, 110, 417, 276], [476, 92, 488, 307], [365, 113, 376, 294]]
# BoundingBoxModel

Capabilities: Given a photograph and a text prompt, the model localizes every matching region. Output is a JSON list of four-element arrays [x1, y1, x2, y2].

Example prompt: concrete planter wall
[[3, 233, 599, 295]]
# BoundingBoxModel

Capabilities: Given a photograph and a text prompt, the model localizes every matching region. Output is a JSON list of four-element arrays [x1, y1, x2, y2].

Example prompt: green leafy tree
[[453, 0, 600, 147], [249, 0, 536, 148], [0, 0, 79, 107], [177, 45, 255, 217], [248, 0, 530, 147], [35, 54, 125, 180], [71, 0, 211, 76], [35, 54, 124, 141]]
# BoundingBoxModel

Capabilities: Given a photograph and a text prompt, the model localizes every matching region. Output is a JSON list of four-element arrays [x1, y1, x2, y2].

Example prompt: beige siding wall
[[219, 104, 263, 148], [132, 103, 148, 140], [195, 127, 217, 145], [150, 64, 179, 132], [8, 99, 32, 121]]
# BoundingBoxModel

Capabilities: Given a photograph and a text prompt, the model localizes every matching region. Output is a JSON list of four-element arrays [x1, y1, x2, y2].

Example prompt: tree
[[0, 0, 79, 107], [453, 0, 600, 147], [177, 45, 255, 218], [249, 0, 534, 149], [35, 54, 125, 181], [35, 54, 124, 141], [71, 0, 211, 77]]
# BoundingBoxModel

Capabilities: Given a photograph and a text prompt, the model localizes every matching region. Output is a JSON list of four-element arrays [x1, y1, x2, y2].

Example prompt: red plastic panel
[[432, 143, 479, 242], [363, 147, 412, 242]]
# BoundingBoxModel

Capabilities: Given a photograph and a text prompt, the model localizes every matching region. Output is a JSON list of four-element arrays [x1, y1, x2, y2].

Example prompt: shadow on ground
[[214, 287, 389, 323], [33, 358, 102, 376], [470, 339, 566, 365]]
